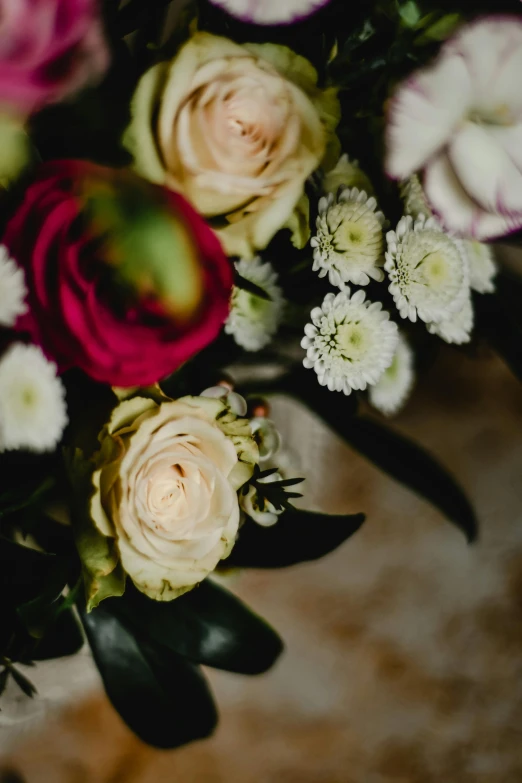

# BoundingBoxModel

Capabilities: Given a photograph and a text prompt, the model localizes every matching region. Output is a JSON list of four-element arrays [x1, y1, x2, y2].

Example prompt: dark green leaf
[[279, 365, 359, 421], [234, 272, 271, 302], [0, 477, 55, 520], [228, 508, 366, 569], [32, 611, 84, 661], [16, 561, 70, 638], [9, 667, 37, 698], [107, 580, 283, 676], [340, 417, 477, 542], [283, 368, 476, 541], [81, 607, 217, 749], [0, 538, 65, 606]]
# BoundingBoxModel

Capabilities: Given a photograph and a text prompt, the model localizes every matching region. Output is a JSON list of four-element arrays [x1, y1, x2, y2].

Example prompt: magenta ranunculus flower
[[2, 161, 233, 387], [0, 0, 109, 114]]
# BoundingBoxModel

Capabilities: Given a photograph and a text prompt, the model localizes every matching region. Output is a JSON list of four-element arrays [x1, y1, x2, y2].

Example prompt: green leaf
[[415, 13, 461, 44], [32, 611, 84, 661], [234, 272, 271, 302], [16, 563, 69, 639], [107, 580, 283, 676], [80, 606, 217, 749], [397, 1, 421, 27], [9, 666, 37, 698], [282, 367, 476, 541], [0, 537, 65, 606], [0, 477, 55, 520], [340, 417, 477, 542], [227, 508, 366, 569]]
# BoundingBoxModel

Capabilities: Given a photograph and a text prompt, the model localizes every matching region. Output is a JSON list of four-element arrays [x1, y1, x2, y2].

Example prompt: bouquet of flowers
[[0, 0, 520, 749]]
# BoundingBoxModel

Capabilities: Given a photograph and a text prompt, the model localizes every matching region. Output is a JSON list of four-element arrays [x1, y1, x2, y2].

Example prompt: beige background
[[2, 343, 522, 782]]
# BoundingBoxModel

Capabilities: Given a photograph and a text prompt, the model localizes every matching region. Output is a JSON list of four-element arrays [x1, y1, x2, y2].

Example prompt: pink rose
[[2, 160, 233, 387], [0, 0, 109, 114]]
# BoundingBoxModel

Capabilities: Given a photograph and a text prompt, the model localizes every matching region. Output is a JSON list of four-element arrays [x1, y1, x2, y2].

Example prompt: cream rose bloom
[[89, 393, 258, 601], [123, 32, 340, 259]]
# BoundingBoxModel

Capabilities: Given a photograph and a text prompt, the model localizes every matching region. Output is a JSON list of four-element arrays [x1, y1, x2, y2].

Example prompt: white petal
[[386, 54, 472, 179], [449, 122, 522, 215], [424, 152, 519, 240]]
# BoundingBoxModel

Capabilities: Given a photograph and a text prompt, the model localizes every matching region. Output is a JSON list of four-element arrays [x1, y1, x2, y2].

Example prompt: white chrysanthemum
[[460, 240, 496, 294], [427, 295, 474, 345], [301, 288, 399, 395], [311, 188, 386, 287], [0, 246, 27, 327], [0, 344, 68, 453], [400, 175, 432, 220], [385, 214, 469, 324], [225, 258, 284, 352], [323, 154, 374, 197], [369, 333, 414, 416]]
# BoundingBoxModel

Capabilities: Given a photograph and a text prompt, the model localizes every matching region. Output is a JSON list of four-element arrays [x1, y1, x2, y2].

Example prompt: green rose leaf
[[280, 367, 477, 542], [80, 606, 217, 749], [227, 508, 366, 569], [65, 449, 126, 611], [106, 580, 283, 676]]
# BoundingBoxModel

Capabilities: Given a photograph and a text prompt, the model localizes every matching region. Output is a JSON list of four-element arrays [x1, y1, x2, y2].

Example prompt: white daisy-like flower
[[0, 343, 68, 453], [240, 472, 285, 528], [0, 245, 27, 327], [311, 188, 386, 287], [301, 288, 399, 395], [369, 333, 414, 416], [400, 175, 432, 220], [385, 214, 469, 324], [209, 0, 330, 25], [225, 258, 284, 352], [323, 154, 374, 197], [427, 294, 474, 345], [460, 240, 497, 294]]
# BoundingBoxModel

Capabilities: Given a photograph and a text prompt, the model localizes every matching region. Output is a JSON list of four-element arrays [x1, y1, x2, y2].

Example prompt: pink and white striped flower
[[386, 17, 522, 241], [208, 0, 330, 25]]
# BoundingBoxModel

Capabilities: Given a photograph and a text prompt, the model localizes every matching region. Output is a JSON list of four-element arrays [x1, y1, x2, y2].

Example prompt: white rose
[[89, 394, 258, 601], [123, 32, 340, 259]]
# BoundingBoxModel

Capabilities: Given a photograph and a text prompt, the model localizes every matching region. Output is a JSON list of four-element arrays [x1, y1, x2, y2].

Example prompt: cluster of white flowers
[[225, 257, 285, 352], [305, 129, 500, 414]]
